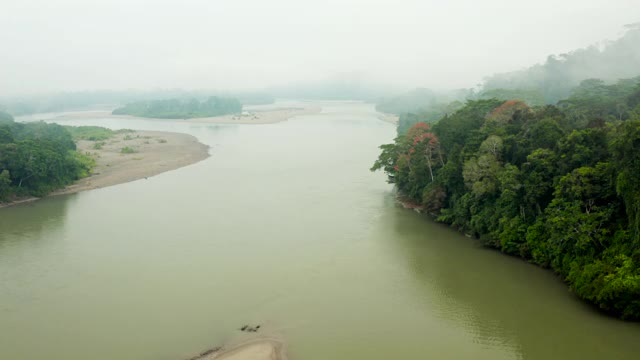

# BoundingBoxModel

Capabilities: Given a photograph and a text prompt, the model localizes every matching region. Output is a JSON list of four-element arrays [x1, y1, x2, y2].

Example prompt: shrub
[[120, 146, 136, 154]]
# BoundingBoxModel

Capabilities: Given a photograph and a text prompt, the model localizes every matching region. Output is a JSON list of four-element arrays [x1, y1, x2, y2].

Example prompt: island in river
[[112, 97, 243, 119], [49, 104, 321, 125]]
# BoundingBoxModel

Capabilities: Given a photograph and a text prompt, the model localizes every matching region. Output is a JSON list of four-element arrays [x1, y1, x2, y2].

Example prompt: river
[[1, 101, 639, 360]]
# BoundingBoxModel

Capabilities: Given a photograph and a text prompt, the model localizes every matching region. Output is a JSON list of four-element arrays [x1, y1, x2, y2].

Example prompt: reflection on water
[[0, 196, 71, 241], [0, 196, 73, 322], [386, 207, 640, 360], [1, 101, 640, 360]]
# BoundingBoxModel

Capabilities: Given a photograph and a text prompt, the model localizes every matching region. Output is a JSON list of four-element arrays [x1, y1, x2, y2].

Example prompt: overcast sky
[[1, 0, 639, 95]]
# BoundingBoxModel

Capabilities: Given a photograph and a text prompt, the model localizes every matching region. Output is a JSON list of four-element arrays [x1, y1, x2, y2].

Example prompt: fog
[[1, 0, 639, 95]]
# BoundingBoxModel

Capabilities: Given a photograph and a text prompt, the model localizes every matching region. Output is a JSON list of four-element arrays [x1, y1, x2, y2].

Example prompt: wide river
[[1, 101, 639, 360]]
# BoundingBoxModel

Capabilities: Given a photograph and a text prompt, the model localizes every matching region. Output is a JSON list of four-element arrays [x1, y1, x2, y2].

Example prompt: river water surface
[[2, 102, 640, 360]]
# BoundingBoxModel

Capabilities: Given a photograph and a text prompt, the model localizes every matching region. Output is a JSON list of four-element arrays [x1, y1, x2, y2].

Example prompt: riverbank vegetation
[[0, 112, 95, 201], [112, 96, 242, 119], [65, 126, 132, 141], [372, 76, 640, 319]]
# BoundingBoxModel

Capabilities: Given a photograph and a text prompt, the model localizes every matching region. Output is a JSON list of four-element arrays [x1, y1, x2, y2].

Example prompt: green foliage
[[0, 170, 11, 201], [65, 126, 131, 141], [120, 146, 136, 154], [372, 76, 640, 319], [112, 96, 242, 119], [68, 151, 95, 179], [479, 88, 546, 106], [611, 120, 640, 246], [0, 90, 273, 116], [0, 121, 95, 199], [558, 77, 640, 127], [433, 99, 504, 152]]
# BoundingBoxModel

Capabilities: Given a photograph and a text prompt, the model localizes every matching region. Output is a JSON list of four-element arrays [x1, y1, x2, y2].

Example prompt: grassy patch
[[65, 126, 132, 141], [120, 146, 137, 154]]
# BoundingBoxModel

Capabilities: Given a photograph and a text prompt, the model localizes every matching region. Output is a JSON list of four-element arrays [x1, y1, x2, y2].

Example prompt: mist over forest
[[3, 24, 639, 118]]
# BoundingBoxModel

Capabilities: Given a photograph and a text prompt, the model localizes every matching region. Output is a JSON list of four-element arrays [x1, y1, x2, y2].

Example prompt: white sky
[[1, 0, 639, 95]]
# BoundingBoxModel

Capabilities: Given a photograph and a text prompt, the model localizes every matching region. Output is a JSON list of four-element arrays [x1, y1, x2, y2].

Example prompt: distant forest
[[483, 24, 640, 104], [379, 25, 640, 134], [112, 97, 242, 119], [372, 73, 640, 319], [0, 91, 271, 116]]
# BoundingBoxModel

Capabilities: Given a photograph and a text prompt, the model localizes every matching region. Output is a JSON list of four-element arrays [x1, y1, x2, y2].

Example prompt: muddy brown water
[[2, 101, 640, 360]]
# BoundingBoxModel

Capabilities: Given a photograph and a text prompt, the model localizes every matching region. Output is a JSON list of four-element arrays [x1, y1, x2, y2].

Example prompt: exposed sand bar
[[2, 105, 316, 208], [51, 105, 321, 125], [187, 106, 320, 124], [0, 130, 209, 209], [188, 338, 286, 360], [52, 130, 209, 196]]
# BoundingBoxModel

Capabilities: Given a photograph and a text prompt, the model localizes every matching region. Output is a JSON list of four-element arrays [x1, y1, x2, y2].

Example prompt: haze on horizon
[[1, 0, 639, 96]]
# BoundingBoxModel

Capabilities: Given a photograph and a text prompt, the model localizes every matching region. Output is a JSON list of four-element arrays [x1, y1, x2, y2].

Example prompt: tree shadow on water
[[0, 195, 73, 245], [383, 206, 640, 360]]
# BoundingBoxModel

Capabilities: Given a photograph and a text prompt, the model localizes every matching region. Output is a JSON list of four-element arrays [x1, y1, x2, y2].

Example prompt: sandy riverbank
[[51, 106, 321, 125], [52, 130, 209, 196], [0, 130, 209, 209], [188, 338, 286, 360]]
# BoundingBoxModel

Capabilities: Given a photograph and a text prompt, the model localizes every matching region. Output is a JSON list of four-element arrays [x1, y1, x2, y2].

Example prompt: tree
[[479, 88, 545, 106], [485, 100, 530, 125], [0, 170, 11, 200], [522, 148, 557, 215], [611, 120, 640, 246], [112, 97, 242, 119], [0, 122, 97, 200], [372, 77, 640, 319]]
